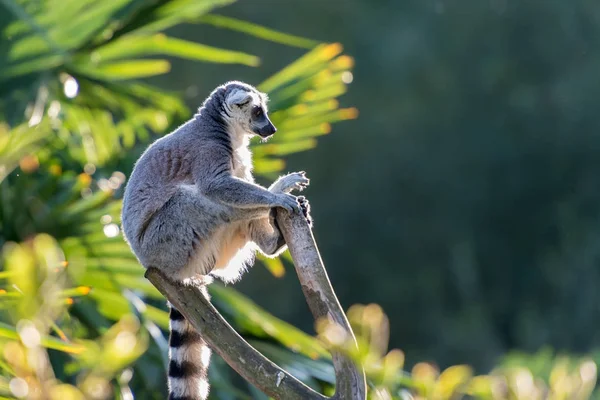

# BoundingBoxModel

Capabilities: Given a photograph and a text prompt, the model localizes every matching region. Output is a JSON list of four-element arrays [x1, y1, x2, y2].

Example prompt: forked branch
[[276, 209, 367, 399], [145, 211, 367, 400]]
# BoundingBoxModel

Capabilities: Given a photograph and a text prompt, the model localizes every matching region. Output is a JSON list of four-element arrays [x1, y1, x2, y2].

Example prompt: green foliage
[[285, 0, 600, 373], [0, 0, 357, 398], [318, 304, 599, 400], [0, 0, 597, 399]]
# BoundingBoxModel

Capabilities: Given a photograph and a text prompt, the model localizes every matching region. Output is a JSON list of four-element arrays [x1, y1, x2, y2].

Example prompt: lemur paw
[[181, 275, 213, 287], [269, 171, 310, 194], [272, 193, 301, 213], [297, 195, 313, 227]]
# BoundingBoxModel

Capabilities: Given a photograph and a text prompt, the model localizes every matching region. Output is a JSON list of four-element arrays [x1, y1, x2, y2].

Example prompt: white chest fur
[[229, 131, 253, 181], [232, 146, 252, 180]]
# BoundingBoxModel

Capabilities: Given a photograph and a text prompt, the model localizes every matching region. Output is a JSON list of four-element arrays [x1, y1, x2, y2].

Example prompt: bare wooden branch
[[277, 210, 367, 400], [144, 210, 366, 400], [145, 267, 327, 400]]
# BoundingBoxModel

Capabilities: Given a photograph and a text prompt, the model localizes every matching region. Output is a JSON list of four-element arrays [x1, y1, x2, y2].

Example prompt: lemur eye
[[252, 106, 263, 118]]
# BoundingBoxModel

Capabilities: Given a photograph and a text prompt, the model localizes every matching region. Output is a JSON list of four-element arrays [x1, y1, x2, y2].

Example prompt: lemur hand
[[271, 193, 301, 213]]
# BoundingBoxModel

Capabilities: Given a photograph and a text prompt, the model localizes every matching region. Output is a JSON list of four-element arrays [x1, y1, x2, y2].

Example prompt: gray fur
[[122, 81, 309, 283], [121, 81, 310, 400]]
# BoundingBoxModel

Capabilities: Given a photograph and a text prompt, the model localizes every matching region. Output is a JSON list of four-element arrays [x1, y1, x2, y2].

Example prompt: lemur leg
[[250, 210, 286, 256], [250, 198, 312, 255], [251, 172, 313, 255]]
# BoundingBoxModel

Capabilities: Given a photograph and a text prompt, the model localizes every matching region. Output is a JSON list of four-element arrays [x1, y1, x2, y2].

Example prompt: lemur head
[[220, 81, 277, 139]]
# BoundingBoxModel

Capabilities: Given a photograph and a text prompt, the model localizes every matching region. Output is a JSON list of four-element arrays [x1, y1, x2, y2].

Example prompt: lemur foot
[[181, 275, 213, 287], [269, 171, 310, 194], [297, 195, 313, 227]]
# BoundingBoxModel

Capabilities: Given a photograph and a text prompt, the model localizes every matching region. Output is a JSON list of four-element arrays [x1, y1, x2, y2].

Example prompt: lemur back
[[121, 81, 310, 400]]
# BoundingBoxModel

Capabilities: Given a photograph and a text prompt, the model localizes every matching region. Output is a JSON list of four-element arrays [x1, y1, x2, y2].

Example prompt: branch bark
[[277, 210, 367, 400], [144, 211, 367, 400], [146, 267, 326, 400]]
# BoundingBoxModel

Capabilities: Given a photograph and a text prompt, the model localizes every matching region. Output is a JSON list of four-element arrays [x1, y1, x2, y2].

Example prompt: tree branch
[[144, 211, 366, 400], [276, 210, 367, 400], [145, 267, 326, 400]]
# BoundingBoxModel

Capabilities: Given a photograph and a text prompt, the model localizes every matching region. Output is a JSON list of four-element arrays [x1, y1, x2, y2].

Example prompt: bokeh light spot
[[103, 223, 120, 238], [63, 76, 79, 99], [342, 71, 354, 84], [84, 163, 96, 175], [115, 331, 137, 353], [580, 361, 597, 382], [10, 377, 28, 398], [17, 320, 41, 348]]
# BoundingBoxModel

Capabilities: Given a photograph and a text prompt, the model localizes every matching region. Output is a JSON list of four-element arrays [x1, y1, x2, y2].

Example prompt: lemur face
[[224, 84, 277, 139]]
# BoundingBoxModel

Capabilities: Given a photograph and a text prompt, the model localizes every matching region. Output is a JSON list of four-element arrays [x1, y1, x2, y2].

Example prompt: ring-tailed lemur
[[121, 81, 312, 400]]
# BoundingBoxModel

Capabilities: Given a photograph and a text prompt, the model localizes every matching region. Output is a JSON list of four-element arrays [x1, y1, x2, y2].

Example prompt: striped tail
[[168, 305, 211, 400]]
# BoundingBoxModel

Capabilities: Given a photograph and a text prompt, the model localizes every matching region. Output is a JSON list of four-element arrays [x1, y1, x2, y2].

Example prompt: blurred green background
[[210, 0, 600, 371], [1, 0, 600, 399]]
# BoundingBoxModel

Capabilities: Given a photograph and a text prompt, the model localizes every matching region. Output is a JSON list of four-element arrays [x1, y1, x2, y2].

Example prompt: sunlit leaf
[[257, 254, 286, 278], [254, 139, 317, 157], [0, 121, 49, 182], [253, 157, 286, 175], [433, 365, 473, 399], [90, 34, 259, 66], [259, 43, 344, 93], [210, 284, 328, 360], [74, 59, 172, 80], [127, 0, 236, 35], [0, 322, 86, 354]]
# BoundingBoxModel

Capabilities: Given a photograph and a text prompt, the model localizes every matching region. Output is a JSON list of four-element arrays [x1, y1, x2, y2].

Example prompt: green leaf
[[90, 34, 259, 66], [0, 322, 87, 354], [0, 121, 49, 182], [74, 59, 172, 80], [259, 43, 344, 93], [0, 0, 67, 56], [128, 0, 236, 35], [199, 14, 319, 49], [251, 340, 335, 385], [210, 284, 329, 360], [253, 157, 286, 175], [254, 139, 317, 157], [257, 253, 286, 277], [51, 0, 131, 49], [277, 108, 357, 131], [77, 271, 161, 299], [0, 54, 64, 79]]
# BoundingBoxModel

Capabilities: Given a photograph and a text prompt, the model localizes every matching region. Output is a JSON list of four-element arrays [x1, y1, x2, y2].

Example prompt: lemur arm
[[205, 175, 278, 208], [193, 146, 299, 212]]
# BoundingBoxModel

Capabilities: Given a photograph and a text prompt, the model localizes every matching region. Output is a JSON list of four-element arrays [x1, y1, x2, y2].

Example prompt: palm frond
[[198, 14, 320, 49], [0, 121, 49, 182], [252, 44, 357, 177], [0, 1, 360, 397]]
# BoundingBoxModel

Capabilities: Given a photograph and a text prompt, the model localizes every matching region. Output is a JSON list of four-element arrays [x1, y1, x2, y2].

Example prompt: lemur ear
[[226, 89, 252, 108]]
